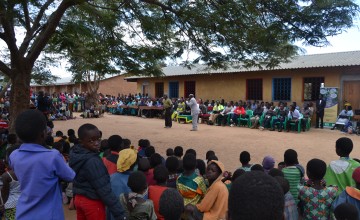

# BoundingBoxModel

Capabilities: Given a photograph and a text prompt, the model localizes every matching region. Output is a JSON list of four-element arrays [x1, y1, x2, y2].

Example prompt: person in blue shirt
[[9, 109, 75, 220]]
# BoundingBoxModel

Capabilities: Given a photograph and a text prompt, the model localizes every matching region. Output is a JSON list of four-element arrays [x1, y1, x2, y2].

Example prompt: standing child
[[69, 123, 127, 220], [176, 153, 207, 206], [9, 110, 75, 220], [298, 159, 338, 220], [325, 137, 360, 194], [274, 176, 298, 220], [282, 149, 304, 204], [120, 171, 157, 220], [239, 151, 252, 171]]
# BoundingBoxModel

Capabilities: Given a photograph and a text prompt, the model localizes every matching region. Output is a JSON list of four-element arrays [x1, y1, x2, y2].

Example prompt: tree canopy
[[0, 0, 359, 130]]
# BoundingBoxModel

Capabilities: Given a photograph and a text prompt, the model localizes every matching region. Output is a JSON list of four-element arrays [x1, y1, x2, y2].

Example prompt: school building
[[126, 51, 360, 111], [31, 74, 137, 96]]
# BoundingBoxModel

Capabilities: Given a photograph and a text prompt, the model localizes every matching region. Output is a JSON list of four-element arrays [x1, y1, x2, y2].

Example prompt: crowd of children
[[1, 109, 360, 220]]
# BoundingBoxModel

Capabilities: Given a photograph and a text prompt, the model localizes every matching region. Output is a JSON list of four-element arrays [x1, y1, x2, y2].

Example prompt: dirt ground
[[59, 112, 360, 219]]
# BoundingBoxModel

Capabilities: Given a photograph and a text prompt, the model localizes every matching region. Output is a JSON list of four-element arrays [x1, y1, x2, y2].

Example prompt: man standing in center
[[163, 94, 172, 128], [316, 94, 327, 128], [186, 94, 200, 131]]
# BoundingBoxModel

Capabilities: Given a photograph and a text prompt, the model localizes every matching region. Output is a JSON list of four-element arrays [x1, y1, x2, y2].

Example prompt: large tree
[[0, 0, 359, 131]]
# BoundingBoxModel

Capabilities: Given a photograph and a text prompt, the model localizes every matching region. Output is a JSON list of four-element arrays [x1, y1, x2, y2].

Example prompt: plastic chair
[[288, 114, 303, 133], [238, 110, 253, 127]]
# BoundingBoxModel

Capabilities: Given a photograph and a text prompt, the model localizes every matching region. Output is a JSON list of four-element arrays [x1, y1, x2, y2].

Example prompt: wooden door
[[343, 81, 360, 110]]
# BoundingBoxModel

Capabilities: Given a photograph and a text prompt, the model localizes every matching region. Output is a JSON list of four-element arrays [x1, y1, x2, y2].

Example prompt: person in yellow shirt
[[208, 101, 224, 125], [162, 94, 172, 128], [172, 98, 185, 121]]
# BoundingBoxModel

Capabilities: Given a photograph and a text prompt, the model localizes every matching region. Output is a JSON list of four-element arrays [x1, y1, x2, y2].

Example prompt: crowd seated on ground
[[4, 117, 360, 220]]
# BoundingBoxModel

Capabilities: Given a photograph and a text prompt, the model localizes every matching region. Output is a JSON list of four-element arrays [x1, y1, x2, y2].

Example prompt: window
[[273, 78, 291, 101], [247, 79, 263, 100], [169, 82, 179, 98], [303, 77, 324, 101], [155, 82, 164, 98], [184, 81, 196, 97]]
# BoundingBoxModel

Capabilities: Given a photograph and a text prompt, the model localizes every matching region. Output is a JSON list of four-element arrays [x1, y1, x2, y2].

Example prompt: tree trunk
[[9, 71, 31, 133], [85, 90, 99, 109]]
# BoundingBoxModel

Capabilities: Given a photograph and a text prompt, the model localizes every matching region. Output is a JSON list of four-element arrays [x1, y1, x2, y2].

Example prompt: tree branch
[[0, 60, 11, 77], [22, 1, 31, 31], [19, 0, 56, 56], [0, 3, 20, 61], [140, 0, 180, 15], [27, 0, 80, 65]]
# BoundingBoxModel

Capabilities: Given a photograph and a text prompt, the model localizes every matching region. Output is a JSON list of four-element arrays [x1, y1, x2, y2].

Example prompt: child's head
[[108, 135, 123, 152], [138, 139, 150, 148], [154, 165, 169, 185], [262, 156, 275, 173], [145, 146, 155, 158], [138, 158, 151, 172], [7, 134, 17, 144], [122, 139, 131, 149], [268, 168, 285, 178], [55, 130, 63, 137], [251, 164, 264, 172], [232, 169, 246, 181], [159, 188, 184, 220], [207, 155, 218, 162], [185, 148, 196, 158], [174, 146, 183, 158], [239, 151, 251, 165], [229, 171, 284, 220], [166, 148, 174, 157], [67, 129, 75, 137], [78, 123, 101, 152], [336, 137, 353, 157], [127, 171, 147, 194], [274, 176, 290, 195], [206, 161, 224, 183], [117, 148, 137, 172], [15, 110, 47, 144], [100, 139, 109, 153], [165, 156, 179, 174], [206, 150, 215, 160], [183, 153, 196, 172], [306, 158, 326, 181], [150, 153, 163, 168], [334, 203, 359, 220], [284, 149, 298, 166], [196, 159, 206, 176]]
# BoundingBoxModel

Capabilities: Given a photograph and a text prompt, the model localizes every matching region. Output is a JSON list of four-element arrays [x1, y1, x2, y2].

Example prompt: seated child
[[176, 153, 207, 206], [185, 160, 229, 220], [239, 151, 252, 171], [298, 159, 338, 219], [334, 203, 359, 220], [274, 176, 298, 220], [282, 149, 304, 204], [102, 135, 123, 175], [325, 137, 360, 195], [138, 158, 155, 186], [166, 148, 174, 157], [262, 156, 275, 174], [120, 171, 157, 220], [165, 156, 180, 188], [332, 166, 360, 214], [148, 165, 169, 220], [228, 171, 284, 220], [159, 188, 184, 220]]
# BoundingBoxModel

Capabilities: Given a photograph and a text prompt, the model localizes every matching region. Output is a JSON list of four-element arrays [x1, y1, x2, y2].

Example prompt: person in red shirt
[[148, 165, 169, 220], [230, 104, 245, 127], [102, 135, 123, 175]]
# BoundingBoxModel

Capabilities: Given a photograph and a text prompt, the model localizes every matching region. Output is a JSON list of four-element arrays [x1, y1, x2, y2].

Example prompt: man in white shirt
[[186, 94, 200, 131]]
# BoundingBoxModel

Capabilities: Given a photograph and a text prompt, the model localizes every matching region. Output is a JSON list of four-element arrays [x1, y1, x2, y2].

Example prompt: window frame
[[155, 82, 164, 98], [303, 77, 325, 101], [272, 77, 292, 101], [168, 81, 179, 99], [184, 81, 196, 98], [246, 78, 263, 100]]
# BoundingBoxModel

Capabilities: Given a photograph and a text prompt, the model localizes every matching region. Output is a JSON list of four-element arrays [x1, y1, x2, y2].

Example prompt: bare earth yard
[[59, 112, 360, 219]]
